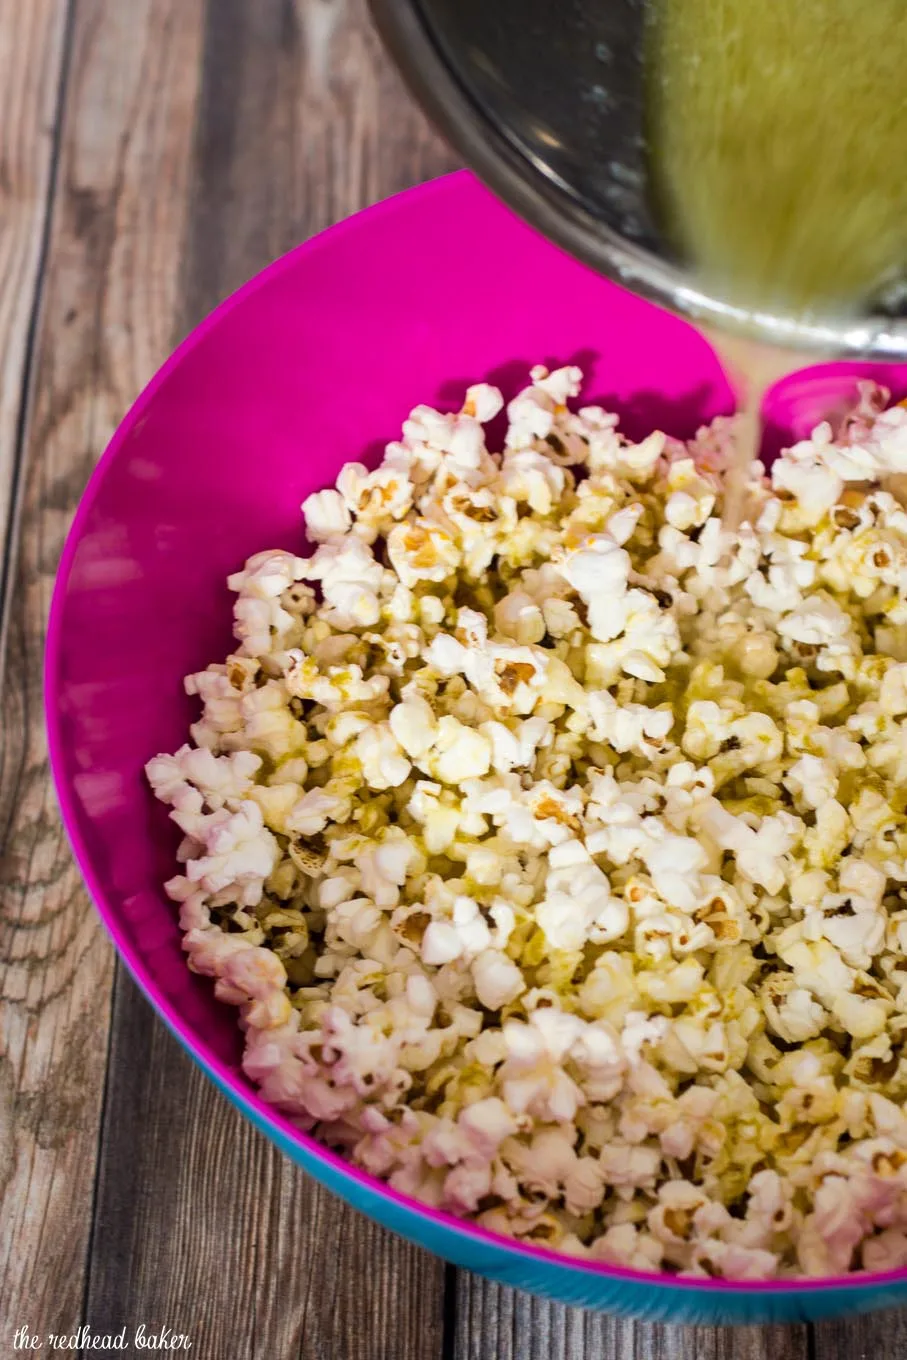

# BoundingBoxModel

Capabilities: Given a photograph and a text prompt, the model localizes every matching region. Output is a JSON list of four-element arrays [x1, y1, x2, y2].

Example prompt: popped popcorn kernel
[[149, 370, 907, 1281]]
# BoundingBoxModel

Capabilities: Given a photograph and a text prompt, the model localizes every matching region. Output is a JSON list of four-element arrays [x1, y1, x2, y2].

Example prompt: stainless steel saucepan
[[369, 0, 907, 362]]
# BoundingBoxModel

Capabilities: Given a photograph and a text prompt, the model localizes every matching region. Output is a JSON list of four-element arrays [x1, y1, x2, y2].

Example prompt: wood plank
[[87, 972, 447, 1360], [649, 1319, 809, 1360], [84, 2, 456, 1357], [453, 1278, 620, 1360], [0, 0, 206, 1346], [0, 0, 70, 644], [181, 0, 460, 327], [453, 1274, 810, 1360], [813, 1309, 907, 1360]]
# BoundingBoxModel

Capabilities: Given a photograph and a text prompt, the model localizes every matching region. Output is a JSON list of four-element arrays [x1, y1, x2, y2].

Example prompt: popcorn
[[499, 1010, 588, 1122], [537, 839, 625, 952], [777, 594, 852, 647], [355, 723, 412, 790], [176, 801, 279, 906], [586, 692, 673, 757], [421, 896, 491, 965], [336, 463, 413, 529], [286, 786, 351, 836], [303, 537, 384, 628], [761, 972, 827, 1043], [356, 835, 417, 909], [389, 694, 438, 758], [425, 717, 492, 784], [783, 754, 838, 810], [387, 518, 460, 587], [481, 716, 551, 774], [149, 370, 907, 1281], [146, 745, 262, 812], [472, 950, 526, 1010], [228, 550, 309, 656], [227, 549, 307, 601], [301, 488, 352, 542]]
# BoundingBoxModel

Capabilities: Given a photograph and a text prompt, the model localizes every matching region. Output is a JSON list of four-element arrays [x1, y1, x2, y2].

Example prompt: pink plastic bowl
[[47, 171, 907, 1324]]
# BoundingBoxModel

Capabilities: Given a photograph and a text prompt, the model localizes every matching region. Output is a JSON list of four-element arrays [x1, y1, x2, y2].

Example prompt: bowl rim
[[45, 168, 907, 1299]]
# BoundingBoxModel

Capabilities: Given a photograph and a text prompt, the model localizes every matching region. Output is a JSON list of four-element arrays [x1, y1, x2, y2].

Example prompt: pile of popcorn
[[148, 367, 907, 1280]]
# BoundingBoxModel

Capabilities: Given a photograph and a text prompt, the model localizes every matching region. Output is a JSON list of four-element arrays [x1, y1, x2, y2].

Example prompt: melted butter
[[646, 0, 907, 517], [648, 0, 907, 318], [703, 329, 813, 530]]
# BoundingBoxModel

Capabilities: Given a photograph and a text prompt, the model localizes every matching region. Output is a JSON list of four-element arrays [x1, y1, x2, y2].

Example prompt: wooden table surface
[[0, 2, 904, 1357]]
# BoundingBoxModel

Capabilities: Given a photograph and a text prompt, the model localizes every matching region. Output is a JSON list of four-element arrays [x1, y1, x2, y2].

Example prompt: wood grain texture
[[0, 0, 70, 639], [813, 1308, 907, 1360], [86, 972, 447, 1360], [0, 0, 205, 1348], [649, 1320, 808, 1360], [82, 2, 455, 1357], [452, 1274, 809, 1360], [181, 0, 460, 329]]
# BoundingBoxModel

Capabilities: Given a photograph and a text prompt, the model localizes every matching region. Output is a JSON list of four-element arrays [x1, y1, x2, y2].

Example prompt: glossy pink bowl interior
[[47, 171, 907, 1320]]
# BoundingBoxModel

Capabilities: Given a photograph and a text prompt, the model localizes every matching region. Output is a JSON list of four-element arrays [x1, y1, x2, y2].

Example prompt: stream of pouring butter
[[703, 330, 815, 534]]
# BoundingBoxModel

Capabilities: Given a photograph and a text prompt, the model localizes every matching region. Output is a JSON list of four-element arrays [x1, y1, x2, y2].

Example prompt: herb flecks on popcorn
[[148, 368, 907, 1280]]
